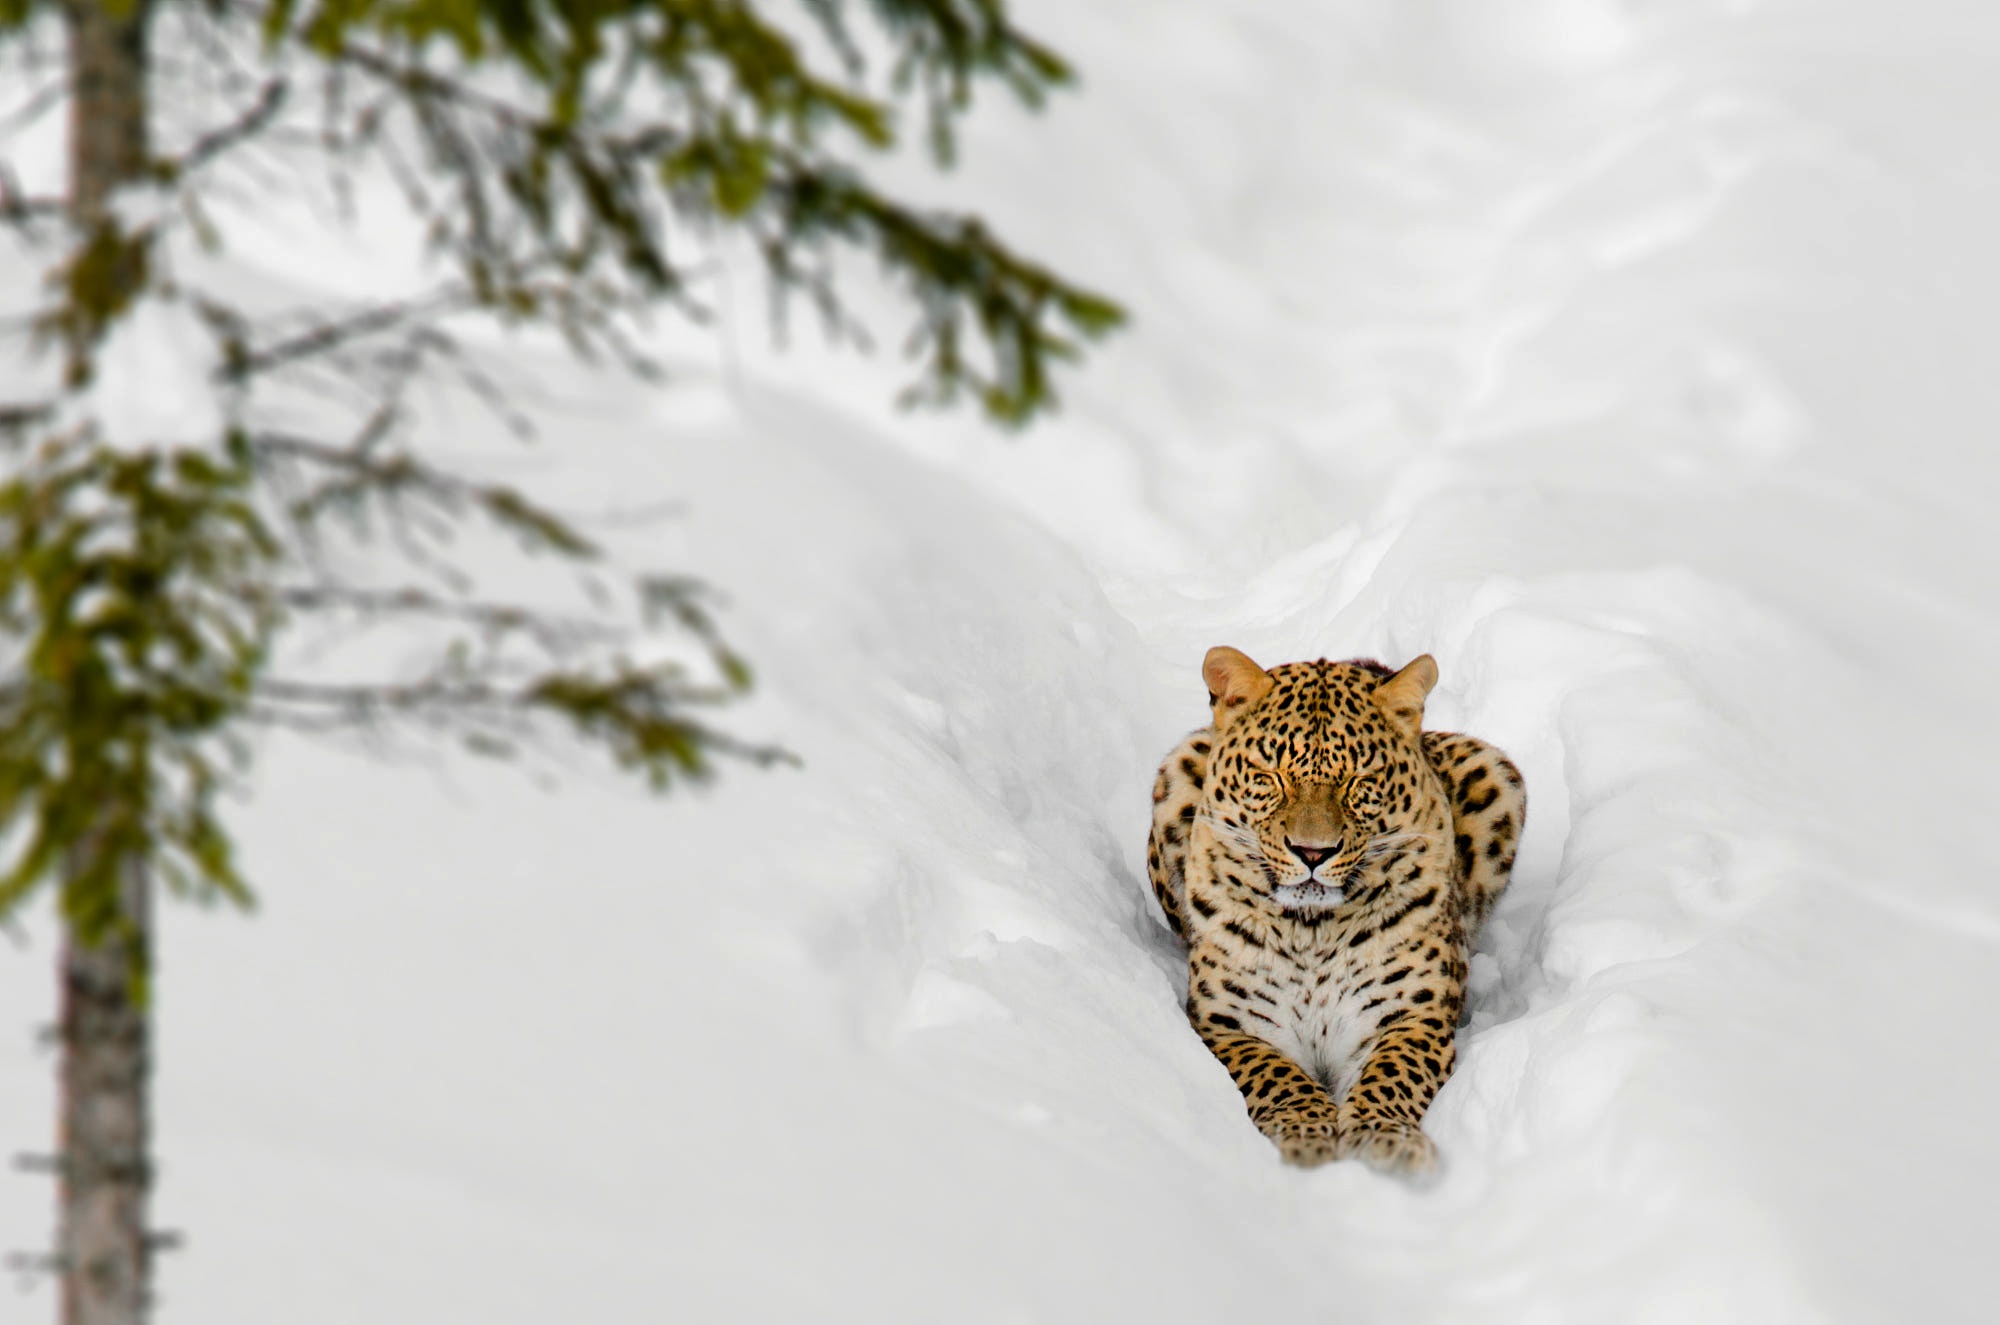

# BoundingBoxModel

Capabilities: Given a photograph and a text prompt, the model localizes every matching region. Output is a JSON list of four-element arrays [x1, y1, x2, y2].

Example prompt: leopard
[[1146, 646, 1525, 1175]]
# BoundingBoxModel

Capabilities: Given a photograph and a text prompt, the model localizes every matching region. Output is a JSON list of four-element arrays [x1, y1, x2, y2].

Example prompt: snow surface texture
[[6, 3, 2000, 1322]]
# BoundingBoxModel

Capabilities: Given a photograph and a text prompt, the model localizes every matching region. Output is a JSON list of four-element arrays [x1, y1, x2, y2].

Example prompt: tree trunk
[[59, 4, 156, 1324], [56, 855, 153, 1325], [67, 0, 150, 219]]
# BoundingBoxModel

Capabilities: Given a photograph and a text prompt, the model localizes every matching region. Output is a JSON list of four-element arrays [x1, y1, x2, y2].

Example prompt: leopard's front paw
[[1340, 1121, 1438, 1177], [1262, 1112, 1341, 1168]]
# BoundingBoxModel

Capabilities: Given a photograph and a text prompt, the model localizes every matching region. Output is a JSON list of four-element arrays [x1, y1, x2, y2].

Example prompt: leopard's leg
[[1184, 930, 1340, 1165], [1146, 728, 1213, 943], [1337, 1010, 1458, 1175], [1421, 731, 1526, 940], [1197, 1027, 1343, 1167]]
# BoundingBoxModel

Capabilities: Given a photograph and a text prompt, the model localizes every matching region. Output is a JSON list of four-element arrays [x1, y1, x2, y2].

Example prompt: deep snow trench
[[6, 3, 2000, 1324]]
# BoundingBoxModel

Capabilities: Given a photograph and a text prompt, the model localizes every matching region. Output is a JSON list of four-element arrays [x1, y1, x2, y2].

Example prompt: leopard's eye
[[1244, 765, 1282, 794], [1347, 776, 1384, 815]]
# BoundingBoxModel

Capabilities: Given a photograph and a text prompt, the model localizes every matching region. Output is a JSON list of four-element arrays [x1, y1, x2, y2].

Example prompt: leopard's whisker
[[1362, 831, 1426, 857], [1194, 811, 1265, 854]]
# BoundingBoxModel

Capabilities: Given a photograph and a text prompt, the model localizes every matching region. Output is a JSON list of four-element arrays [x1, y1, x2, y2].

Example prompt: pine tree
[[0, 2, 1122, 1319]]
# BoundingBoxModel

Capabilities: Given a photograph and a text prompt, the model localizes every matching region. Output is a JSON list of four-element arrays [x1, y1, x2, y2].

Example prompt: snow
[[57, 290, 228, 451], [6, 4, 2000, 1323]]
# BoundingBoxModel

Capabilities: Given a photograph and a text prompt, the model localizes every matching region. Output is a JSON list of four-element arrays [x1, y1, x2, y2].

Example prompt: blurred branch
[[257, 584, 624, 652], [0, 163, 62, 224], [253, 666, 794, 783], [0, 403, 55, 438], [169, 76, 289, 179], [0, 77, 65, 138], [246, 429, 598, 560], [312, 26, 1116, 422], [220, 290, 468, 380]]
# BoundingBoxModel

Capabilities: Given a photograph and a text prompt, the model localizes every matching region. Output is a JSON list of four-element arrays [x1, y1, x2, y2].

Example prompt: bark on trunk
[[56, 856, 153, 1325], [67, 0, 150, 219], [59, 4, 156, 1323]]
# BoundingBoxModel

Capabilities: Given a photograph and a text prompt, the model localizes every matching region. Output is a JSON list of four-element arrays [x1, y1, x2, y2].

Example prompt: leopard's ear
[[1372, 654, 1437, 737], [1202, 646, 1273, 731]]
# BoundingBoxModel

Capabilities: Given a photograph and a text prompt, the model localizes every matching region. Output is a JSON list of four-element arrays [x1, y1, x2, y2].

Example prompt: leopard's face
[[1205, 662, 1434, 914]]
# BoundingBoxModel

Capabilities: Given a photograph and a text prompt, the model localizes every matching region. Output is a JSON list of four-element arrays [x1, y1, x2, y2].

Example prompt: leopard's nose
[[1288, 841, 1336, 870]]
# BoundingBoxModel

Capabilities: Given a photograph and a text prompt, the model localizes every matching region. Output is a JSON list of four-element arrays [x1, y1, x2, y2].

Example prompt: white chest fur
[[1252, 946, 1393, 1100]]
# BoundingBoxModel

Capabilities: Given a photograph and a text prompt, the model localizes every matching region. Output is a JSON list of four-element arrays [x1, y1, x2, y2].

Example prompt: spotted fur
[[1145, 648, 1525, 1173]]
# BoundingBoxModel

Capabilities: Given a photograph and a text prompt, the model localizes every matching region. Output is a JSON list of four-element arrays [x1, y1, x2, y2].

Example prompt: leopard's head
[[1198, 647, 1440, 914]]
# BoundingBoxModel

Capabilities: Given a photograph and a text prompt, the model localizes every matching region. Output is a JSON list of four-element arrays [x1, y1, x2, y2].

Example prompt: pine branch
[[0, 161, 63, 227], [0, 402, 55, 437], [0, 76, 66, 138], [3, 1249, 65, 1281], [246, 429, 599, 559], [167, 76, 289, 180], [1, 0, 1112, 953], [219, 290, 470, 381], [300, 16, 1119, 423], [256, 584, 625, 652], [254, 665, 792, 783]]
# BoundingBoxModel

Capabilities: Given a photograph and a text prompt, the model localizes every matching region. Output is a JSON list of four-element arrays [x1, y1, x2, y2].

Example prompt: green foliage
[[0, 0, 1123, 961], [759, 166, 1126, 420], [256, 429, 604, 560], [52, 223, 153, 379], [0, 434, 279, 959], [526, 656, 787, 791], [270, 0, 1124, 421]]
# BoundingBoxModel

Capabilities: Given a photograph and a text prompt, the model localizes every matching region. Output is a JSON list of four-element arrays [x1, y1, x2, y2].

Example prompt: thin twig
[[224, 291, 467, 381], [0, 164, 64, 225], [0, 78, 66, 139], [247, 430, 485, 501], [174, 77, 290, 179], [257, 584, 623, 650]]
